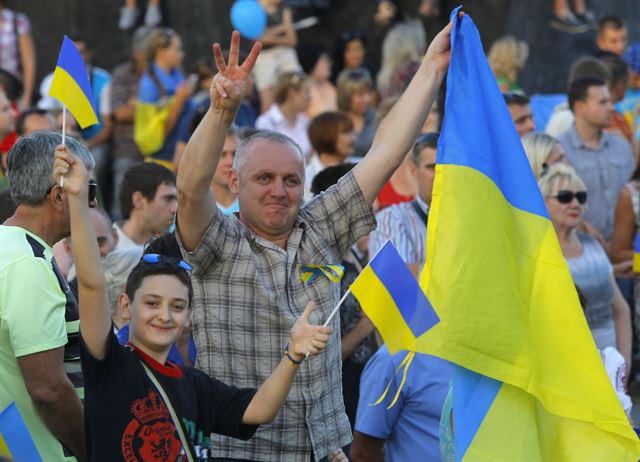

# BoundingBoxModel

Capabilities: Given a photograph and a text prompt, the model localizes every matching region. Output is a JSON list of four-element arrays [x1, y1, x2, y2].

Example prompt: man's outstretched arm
[[176, 32, 261, 251], [352, 18, 456, 204]]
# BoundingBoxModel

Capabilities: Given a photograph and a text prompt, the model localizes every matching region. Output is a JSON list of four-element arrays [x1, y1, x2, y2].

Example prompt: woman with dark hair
[[297, 42, 337, 119], [134, 27, 194, 169], [332, 30, 367, 83], [304, 111, 355, 199]]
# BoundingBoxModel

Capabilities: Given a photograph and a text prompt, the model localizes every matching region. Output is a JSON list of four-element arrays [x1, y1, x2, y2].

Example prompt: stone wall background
[[6, 0, 640, 96]]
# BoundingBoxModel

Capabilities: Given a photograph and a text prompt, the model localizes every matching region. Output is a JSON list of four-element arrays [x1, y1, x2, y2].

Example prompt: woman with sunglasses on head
[[540, 164, 632, 369]]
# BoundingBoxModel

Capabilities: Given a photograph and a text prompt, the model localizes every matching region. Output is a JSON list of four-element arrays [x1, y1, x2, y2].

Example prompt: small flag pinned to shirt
[[48, 36, 98, 128], [299, 264, 344, 286]]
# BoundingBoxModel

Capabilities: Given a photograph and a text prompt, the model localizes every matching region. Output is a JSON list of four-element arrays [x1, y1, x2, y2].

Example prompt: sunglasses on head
[[551, 190, 587, 204], [142, 253, 192, 272], [47, 179, 98, 204]]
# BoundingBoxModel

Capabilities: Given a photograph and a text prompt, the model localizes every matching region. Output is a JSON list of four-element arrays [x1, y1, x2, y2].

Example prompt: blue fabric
[[138, 64, 194, 161], [452, 366, 502, 461], [234, 101, 257, 128], [355, 346, 451, 462], [56, 36, 96, 114], [81, 67, 111, 140], [440, 7, 548, 219], [217, 198, 239, 216], [530, 93, 566, 133], [115, 324, 196, 366]]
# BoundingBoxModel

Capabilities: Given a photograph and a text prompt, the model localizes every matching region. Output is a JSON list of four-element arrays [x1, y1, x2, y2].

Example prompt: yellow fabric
[[351, 264, 417, 354], [634, 252, 640, 273], [418, 165, 640, 458], [0, 435, 9, 458], [134, 99, 171, 156], [48, 66, 98, 128]]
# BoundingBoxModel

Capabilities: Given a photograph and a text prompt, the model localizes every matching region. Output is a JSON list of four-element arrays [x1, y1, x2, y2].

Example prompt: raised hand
[[210, 30, 262, 113], [290, 302, 333, 359], [424, 11, 463, 73], [53, 145, 89, 199]]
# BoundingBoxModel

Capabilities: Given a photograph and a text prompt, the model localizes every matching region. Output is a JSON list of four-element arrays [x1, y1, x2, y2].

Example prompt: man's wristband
[[284, 343, 303, 366]]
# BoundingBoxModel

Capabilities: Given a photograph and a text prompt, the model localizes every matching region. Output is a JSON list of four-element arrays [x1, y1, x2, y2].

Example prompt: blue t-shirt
[[115, 323, 196, 366], [138, 64, 194, 161], [217, 199, 239, 216], [82, 67, 111, 141], [355, 346, 452, 462]]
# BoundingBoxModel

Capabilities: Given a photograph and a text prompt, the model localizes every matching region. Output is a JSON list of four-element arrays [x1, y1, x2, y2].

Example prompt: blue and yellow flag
[[299, 263, 344, 286], [0, 402, 42, 461], [633, 233, 640, 272], [351, 240, 439, 355], [48, 36, 98, 129], [417, 7, 640, 461]]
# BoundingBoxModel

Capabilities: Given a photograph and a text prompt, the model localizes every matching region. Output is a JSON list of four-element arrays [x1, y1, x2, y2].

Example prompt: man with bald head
[[177, 24, 454, 462]]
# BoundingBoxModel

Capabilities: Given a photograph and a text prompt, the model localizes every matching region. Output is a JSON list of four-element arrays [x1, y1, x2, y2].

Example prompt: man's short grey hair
[[7, 130, 95, 206], [232, 130, 305, 173], [103, 247, 144, 315]]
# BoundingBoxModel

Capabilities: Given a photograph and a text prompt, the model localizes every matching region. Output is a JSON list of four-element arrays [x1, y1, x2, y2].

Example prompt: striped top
[[369, 195, 429, 264]]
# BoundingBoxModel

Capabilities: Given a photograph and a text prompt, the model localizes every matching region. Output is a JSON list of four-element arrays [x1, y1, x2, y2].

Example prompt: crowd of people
[[1, 0, 640, 461]]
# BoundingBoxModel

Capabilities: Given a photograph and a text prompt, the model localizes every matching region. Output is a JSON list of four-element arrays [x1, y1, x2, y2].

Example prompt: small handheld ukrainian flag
[[633, 234, 640, 272], [350, 240, 439, 354], [48, 36, 98, 129]]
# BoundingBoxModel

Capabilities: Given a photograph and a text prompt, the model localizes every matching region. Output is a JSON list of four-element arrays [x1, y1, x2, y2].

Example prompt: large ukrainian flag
[[49, 36, 98, 129], [417, 8, 640, 460]]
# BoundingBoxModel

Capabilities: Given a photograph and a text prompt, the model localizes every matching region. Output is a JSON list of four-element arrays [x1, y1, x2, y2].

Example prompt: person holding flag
[[175, 18, 455, 461], [415, 7, 639, 460]]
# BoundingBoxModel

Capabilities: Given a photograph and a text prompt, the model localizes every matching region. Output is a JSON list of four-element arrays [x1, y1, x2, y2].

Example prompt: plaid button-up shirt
[[178, 171, 376, 461]]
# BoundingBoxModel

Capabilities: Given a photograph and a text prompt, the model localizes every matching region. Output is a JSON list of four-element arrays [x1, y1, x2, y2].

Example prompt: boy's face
[[121, 274, 190, 356]]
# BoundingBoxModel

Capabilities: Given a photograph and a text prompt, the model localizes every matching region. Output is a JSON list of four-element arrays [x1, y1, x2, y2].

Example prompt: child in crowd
[[54, 146, 333, 460]]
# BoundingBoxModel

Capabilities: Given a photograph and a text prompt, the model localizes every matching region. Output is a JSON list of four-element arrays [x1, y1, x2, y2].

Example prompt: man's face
[[597, 27, 628, 57], [230, 141, 305, 242], [23, 113, 54, 135], [508, 103, 535, 137], [412, 147, 437, 205], [0, 91, 15, 138], [212, 135, 237, 189], [141, 183, 178, 236], [90, 209, 117, 257], [576, 85, 614, 129]]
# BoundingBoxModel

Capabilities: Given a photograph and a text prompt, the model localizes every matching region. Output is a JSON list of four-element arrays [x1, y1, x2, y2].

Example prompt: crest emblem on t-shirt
[[121, 389, 182, 461]]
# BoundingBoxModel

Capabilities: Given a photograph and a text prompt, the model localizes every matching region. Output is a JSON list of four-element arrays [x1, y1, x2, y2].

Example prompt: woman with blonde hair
[[376, 18, 426, 99], [539, 163, 631, 364], [135, 27, 194, 169], [337, 68, 377, 159], [255, 71, 312, 157], [488, 35, 529, 93], [521, 132, 567, 178]]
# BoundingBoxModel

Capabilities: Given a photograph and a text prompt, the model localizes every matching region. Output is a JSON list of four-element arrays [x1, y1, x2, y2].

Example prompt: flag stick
[[306, 288, 351, 359], [60, 106, 66, 187]]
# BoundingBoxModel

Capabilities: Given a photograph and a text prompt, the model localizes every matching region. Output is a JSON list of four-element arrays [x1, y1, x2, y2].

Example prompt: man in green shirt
[[0, 131, 94, 461]]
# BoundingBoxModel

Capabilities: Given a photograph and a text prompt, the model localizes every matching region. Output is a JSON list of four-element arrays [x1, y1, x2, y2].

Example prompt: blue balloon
[[231, 0, 267, 40]]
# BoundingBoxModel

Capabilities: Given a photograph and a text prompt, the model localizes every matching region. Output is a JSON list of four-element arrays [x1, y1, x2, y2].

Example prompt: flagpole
[[59, 106, 66, 187], [324, 288, 351, 327], [305, 289, 351, 359]]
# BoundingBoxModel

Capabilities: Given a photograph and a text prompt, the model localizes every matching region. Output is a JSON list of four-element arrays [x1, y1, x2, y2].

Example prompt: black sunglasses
[[142, 253, 192, 272], [551, 190, 587, 204], [47, 179, 98, 204]]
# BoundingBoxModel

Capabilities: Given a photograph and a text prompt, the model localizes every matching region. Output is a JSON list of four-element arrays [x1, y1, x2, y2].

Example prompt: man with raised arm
[[176, 22, 454, 461]]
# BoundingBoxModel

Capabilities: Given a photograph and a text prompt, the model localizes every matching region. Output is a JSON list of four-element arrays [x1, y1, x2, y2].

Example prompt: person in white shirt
[[114, 162, 177, 252], [256, 71, 312, 157]]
